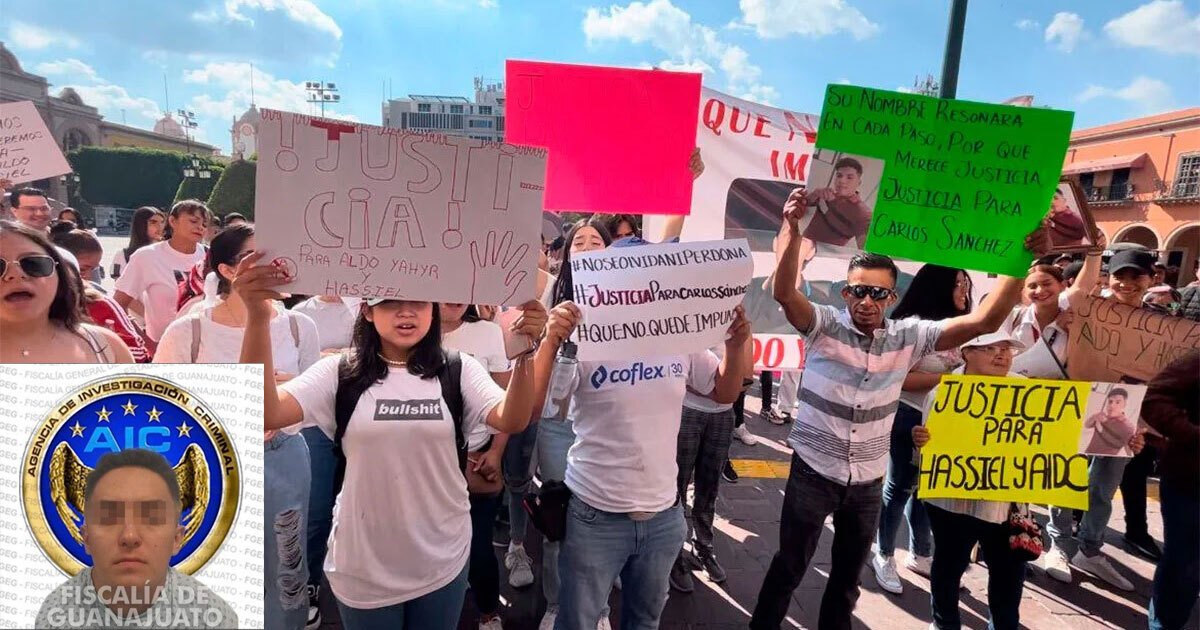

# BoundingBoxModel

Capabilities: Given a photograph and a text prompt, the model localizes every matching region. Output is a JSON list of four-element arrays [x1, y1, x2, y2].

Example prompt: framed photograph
[[1047, 179, 1101, 254], [1078, 382, 1147, 458]]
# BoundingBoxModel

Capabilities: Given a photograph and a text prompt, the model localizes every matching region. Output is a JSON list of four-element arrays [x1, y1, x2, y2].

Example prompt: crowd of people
[[1, 160, 1197, 630]]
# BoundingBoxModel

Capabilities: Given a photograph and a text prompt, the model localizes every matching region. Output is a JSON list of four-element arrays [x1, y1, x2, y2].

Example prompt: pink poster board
[[505, 60, 701, 215]]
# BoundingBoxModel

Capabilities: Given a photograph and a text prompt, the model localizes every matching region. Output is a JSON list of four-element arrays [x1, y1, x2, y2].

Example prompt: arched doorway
[[1114, 224, 1159, 250], [1164, 223, 1200, 286], [62, 128, 91, 152]]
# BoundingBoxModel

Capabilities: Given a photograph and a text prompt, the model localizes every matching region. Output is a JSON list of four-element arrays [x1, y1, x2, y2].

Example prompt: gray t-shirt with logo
[[34, 567, 237, 629]]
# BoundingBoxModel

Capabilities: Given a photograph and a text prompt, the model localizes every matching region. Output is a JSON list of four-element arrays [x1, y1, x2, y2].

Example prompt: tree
[[207, 158, 257, 220], [66, 146, 221, 209]]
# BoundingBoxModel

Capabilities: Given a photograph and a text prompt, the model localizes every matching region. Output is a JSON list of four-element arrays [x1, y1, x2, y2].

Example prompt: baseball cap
[[1062, 261, 1084, 282], [961, 330, 1027, 352], [1108, 249, 1155, 276]]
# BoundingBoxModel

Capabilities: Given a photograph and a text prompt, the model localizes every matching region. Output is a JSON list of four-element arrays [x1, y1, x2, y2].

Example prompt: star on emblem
[[147, 406, 163, 422], [69, 421, 85, 438], [176, 422, 192, 438], [95, 406, 112, 422], [122, 400, 137, 416]]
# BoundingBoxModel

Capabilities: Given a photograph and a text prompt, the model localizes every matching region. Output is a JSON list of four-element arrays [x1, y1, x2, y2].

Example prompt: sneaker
[[1124, 531, 1163, 561], [732, 424, 758, 446], [904, 553, 932, 578], [305, 584, 321, 630], [505, 545, 535, 588], [721, 460, 739, 483], [478, 614, 503, 630], [538, 606, 557, 630], [669, 554, 695, 593], [597, 617, 612, 630], [765, 408, 785, 425], [872, 553, 903, 595], [779, 411, 793, 424], [698, 551, 727, 583], [1042, 546, 1072, 583], [1071, 550, 1134, 591]]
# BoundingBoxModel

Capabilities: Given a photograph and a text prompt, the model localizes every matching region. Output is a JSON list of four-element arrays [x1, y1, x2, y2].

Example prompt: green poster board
[[814, 85, 1073, 276]]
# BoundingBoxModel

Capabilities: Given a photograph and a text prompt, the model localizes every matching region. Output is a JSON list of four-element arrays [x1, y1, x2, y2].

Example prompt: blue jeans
[[536, 417, 576, 607], [1048, 456, 1128, 555], [928, 504, 1026, 630], [335, 563, 469, 630], [1149, 479, 1199, 630], [876, 403, 932, 558], [302, 426, 335, 588], [503, 421, 539, 546], [266, 432, 311, 630], [556, 497, 685, 630], [469, 492, 502, 615]]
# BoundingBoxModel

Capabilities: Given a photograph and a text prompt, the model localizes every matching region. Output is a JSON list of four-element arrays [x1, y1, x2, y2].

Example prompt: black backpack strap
[[332, 353, 368, 498], [438, 349, 467, 475]]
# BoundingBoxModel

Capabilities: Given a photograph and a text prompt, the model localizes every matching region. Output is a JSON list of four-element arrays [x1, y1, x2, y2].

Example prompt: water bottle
[[541, 341, 578, 421]]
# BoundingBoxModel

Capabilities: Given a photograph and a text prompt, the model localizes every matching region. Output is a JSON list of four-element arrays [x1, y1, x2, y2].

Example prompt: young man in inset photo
[[35, 448, 237, 629], [1083, 388, 1137, 456], [801, 157, 873, 249]]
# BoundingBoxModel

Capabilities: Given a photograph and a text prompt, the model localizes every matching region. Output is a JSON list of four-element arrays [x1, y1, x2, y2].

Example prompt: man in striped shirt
[[750, 187, 1051, 630]]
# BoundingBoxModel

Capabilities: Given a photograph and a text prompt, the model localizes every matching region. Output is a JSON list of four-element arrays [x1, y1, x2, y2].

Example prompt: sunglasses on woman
[[0, 254, 57, 278], [843, 284, 895, 301]]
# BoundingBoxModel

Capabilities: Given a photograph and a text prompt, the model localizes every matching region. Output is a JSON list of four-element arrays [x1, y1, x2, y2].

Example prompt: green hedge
[[66, 146, 222, 210], [207, 158, 256, 220], [173, 164, 225, 205]]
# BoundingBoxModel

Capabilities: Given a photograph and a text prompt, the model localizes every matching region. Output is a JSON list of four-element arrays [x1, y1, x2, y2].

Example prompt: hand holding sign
[[781, 188, 808, 230], [545, 301, 581, 348], [724, 305, 752, 347], [231, 253, 292, 319]]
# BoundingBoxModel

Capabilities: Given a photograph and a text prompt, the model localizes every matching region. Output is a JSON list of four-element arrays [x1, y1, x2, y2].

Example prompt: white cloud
[[1104, 1, 1200, 56], [184, 61, 357, 122], [214, 0, 342, 40], [836, 77, 851, 84], [735, 0, 879, 40], [67, 84, 161, 122], [478, 0, 499, 7], [1014, 19, 1040, 31], [895, 85, 915, 93], [657, 59, 716, 75], [583, 0, 778, 104], [1045, 12, 1086, 52], [6, 21, 80, 50], [1076, 76, 1175, 114], [33, 58, 100, 82]]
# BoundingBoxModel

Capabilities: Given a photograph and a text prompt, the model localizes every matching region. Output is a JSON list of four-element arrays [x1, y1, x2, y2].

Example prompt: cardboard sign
[[813, 85, 1074, 276], [570, 239, 753, 361], [918, 374, 1090, 510], [504, 60, 702, 215], [0, 101, 72, 185], [254, 109, 546, 305], [1067, 295, 1200, 382]]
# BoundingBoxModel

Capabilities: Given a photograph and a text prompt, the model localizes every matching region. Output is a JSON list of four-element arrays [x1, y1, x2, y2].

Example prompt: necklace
[[13, 326, 58, 357], [378, 353, 406, 367]]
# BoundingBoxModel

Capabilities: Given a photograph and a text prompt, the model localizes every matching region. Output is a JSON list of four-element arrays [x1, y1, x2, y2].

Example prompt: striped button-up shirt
[[788, 304, 944, 485]]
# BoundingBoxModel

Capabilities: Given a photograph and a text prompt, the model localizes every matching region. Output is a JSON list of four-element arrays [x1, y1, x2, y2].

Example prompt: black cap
[[1108, 249, 1155, 276], [1063, 261, 1084, 281]]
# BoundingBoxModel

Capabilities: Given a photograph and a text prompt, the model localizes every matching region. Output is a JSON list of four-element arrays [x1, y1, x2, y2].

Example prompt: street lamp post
[[177, 109, 199, 154], [305, 81, 340, 117], [938, 0, 970, 99]]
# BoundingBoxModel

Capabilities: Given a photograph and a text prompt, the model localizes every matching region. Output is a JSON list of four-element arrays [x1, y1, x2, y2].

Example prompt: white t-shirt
[[152, 303, 319, 373], [682, 345, 732, 413], [114, 241, 206, 341], [442, 320, 511, 373], [293, 297, 358, 352], [563, 351, 721, 513], [280, 354, 503, 608], [898, 346, 964, 410], [1003, 293, 1071, 380], [110, 247, 129, 279]]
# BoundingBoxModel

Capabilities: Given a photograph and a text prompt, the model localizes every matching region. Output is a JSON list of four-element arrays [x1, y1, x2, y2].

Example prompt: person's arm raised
[[233, 253, 304, 430], [711, 306, 753, 404], [1063, 232, 1106, 311], [935, 223, 1053, 351], [527, 301, 580, 421], [485, 300, 549, 433], [658, 147, 705, 243], [773, 188, 817, 334]]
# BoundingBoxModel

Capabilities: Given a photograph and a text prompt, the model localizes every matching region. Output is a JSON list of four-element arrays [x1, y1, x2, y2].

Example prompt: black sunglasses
[[0, 255, 57, 278], [844, 284, 895, 301]]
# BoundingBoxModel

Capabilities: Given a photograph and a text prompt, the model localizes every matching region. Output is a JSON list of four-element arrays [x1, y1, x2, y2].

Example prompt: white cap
[[960, 330, 1027, 351]]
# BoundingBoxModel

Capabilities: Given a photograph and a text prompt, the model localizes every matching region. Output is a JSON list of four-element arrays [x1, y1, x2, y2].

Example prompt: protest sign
[[813, 85, 1074, 276], [1078, 382, 1147, 458], [569, 239, 752, 361], [752, 333, 806, 371], [918, 374, 1090, 510], [1067, 295, 1200, 382], [504, 60, 701, 215], [254, 109, 546, 305], [0, 101, 72, 185], [644, 87, 999, 370]]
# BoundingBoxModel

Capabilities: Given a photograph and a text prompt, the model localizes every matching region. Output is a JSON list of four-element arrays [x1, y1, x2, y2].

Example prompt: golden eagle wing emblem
[[49, 443, 90, 544], [174, 444, 210, 544]]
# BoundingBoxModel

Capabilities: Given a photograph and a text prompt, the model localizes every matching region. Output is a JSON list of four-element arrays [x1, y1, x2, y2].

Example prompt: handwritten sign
[[1067, 295, 1200, 382], [570, 239, 752, 361], [505, 60, 702, 215], [0, 101, 72, 185], [253, 109, 546, 305], [814, 85, 1074, 276], [918, 374, 1090, 510]]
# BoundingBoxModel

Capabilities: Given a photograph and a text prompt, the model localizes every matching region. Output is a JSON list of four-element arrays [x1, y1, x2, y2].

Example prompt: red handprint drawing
[[469, 230, 530, 304]]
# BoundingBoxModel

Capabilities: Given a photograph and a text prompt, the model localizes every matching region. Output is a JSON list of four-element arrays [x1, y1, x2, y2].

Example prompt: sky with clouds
[[4, 0, 1197, 152]]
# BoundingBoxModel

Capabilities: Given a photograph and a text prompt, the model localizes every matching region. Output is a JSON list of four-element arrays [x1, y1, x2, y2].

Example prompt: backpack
[[331, 350, 464, 497]]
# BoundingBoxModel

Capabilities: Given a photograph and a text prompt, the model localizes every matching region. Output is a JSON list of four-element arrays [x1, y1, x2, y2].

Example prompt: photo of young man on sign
[[1046, 180, 1098, 253], [1079, 382, 1147, 458], [796, 149, 883, 251]]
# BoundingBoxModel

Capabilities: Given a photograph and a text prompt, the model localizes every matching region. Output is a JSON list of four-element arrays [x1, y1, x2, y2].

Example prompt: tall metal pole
[[938, 0, 969, 99]]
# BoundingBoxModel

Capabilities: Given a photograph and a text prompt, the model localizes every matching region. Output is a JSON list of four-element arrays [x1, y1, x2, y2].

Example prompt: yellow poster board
[[918, 374, 1090, 510]]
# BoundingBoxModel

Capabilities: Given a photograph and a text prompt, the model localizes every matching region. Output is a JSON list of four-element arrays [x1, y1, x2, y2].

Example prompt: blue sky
[[4, 0, 1197, 152]]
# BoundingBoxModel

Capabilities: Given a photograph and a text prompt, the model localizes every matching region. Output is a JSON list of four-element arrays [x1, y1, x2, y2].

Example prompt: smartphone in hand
[[497, 308, 536, 359]]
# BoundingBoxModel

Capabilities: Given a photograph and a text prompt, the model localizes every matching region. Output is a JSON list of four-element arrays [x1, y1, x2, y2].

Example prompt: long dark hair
[[208, 223, 254, 296], [57, 208, 84, 228], [127, 207, 164, 254], [0, 220, 85, 331], [346, 302, 445, 392], [892, 264, 972, 321], [551, 219, 613, 305]]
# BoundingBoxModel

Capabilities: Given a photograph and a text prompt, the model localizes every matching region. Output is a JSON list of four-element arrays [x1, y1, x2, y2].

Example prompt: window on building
[[1079, 172, 1095, 198], [1175, 153, 1200, 198], [1110, 167, 1131, 198], [450, 104, 463, 114], [417, 103, 431, 113], [469, 119, 493, 128], [479, 106, 492, 116]]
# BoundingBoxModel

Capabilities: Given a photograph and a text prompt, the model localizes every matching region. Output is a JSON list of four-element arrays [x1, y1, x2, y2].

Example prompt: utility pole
[[305, 81, 340, 117], [938, 0, 969, 99]]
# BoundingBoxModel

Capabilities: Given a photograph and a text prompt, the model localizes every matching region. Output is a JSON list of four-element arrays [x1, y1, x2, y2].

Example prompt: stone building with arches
[[1063, 107, 1200, 286]]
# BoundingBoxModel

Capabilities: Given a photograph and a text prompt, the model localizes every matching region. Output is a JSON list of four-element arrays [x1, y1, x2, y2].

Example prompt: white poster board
[[571, 239, 752, 361], [0, 101, 72, 185], [254, 109, 547, 305]]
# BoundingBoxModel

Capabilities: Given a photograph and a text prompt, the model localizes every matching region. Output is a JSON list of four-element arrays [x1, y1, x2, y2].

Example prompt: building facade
[[1062, 107, 1200, 285], [382, 77, 504, 142]]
